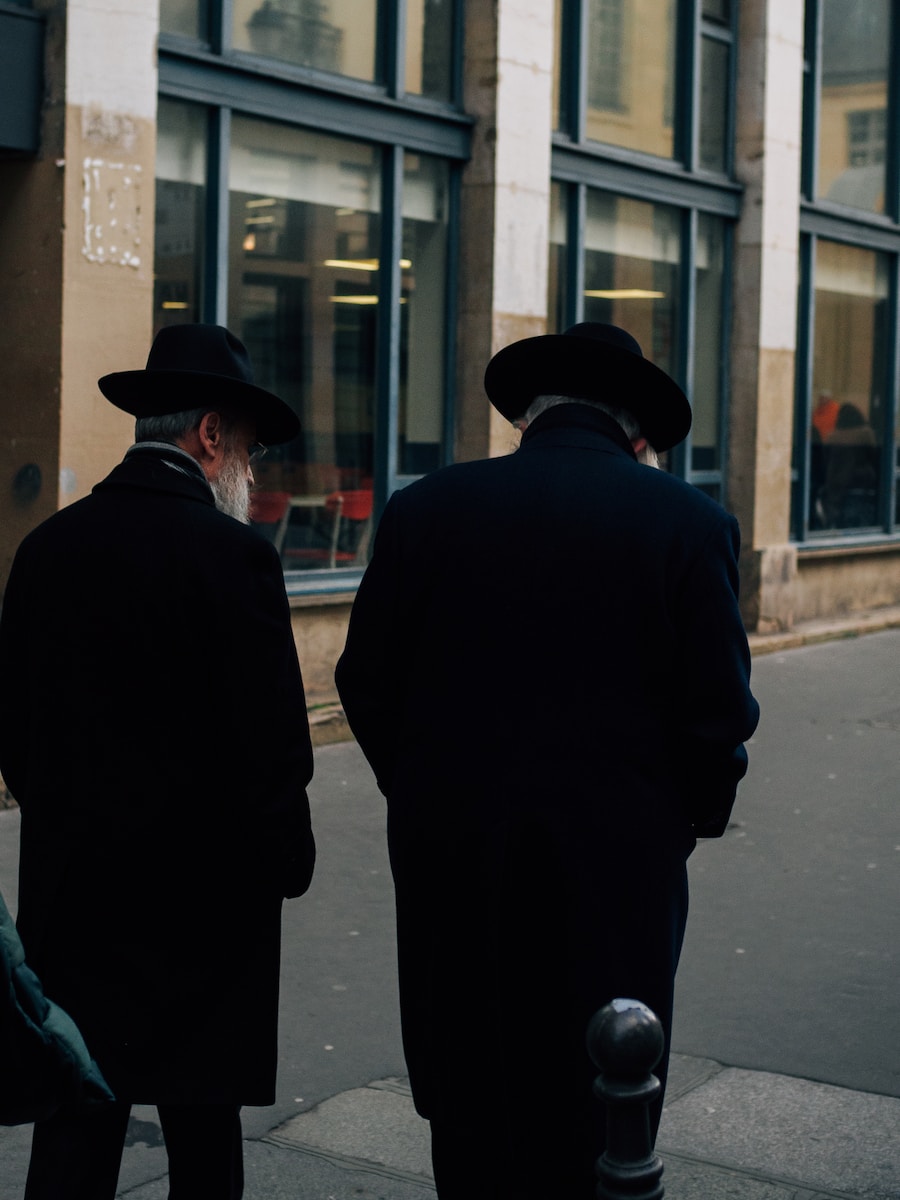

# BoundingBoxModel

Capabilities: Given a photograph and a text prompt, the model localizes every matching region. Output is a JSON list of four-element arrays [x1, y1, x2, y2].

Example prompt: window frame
[[551, 0, 739, 497], [156, 1, 471, 593], [793, 0, 900, 545]]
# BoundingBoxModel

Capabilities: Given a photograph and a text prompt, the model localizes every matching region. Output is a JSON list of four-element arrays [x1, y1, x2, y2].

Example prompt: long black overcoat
[[336, 405, 759, 1166], [0, 444, 315, 1105]]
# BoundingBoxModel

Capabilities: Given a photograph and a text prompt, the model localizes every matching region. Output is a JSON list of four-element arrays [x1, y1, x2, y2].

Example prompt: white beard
[[210, 450, 251, 524]]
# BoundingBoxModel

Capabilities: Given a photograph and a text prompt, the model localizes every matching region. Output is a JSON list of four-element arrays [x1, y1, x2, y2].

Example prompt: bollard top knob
[[586, 998, 665, 1077]]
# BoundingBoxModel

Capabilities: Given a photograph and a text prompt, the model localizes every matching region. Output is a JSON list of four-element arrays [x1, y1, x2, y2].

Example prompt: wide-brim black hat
[[98, 324, 300, 445], [484, 322, 691, 452]]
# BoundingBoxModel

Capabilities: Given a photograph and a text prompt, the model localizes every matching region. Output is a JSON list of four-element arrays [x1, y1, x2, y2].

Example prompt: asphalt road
[[674, 627, 900, 1098]]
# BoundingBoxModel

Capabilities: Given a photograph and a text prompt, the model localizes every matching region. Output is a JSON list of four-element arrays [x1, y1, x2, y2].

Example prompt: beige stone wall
[[456, 0, 554, 466], [0, 0, 156, 589], [289, 596, 356, 707], [59, 0, 157, 502], [794, 549, 900, 623], [729, 0, 805, 632]]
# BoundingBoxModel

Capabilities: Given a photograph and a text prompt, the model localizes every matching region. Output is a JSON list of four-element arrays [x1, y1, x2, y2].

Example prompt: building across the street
[[2, 0, 899, 705]]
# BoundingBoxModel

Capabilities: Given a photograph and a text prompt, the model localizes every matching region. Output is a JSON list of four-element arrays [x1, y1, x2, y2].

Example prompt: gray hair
[[522, 395, 642, 440], [134, 408, 210, 444], [519, 395, 659, 468]]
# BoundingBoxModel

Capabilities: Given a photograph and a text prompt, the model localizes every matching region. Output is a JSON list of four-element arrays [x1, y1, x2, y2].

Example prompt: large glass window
[[796, 0, 900, 544], [229, 119, 380, 567], [160, 0, 205, 40], [154, 100, 206, 326], [556, 0, 735, 173], [551, 0, 738, 496], [815, 0, 890, 213], [154, 106, 454, 576], [406, 0, 455, 101], [582, 193, 679, 378], [156, 2, 464, 585], [400, 154, 449, 474], [162, 2, 459, 101], [232, 0, 378, 80], [798, 240, 888, 535], [585, 0, 676, 158], [550, 185, 732, 493]]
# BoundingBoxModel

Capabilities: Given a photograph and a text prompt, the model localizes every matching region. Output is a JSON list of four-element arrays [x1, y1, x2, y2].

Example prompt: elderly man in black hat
[[0, 324, 315, 1199], [336, 323, 759, 1198]]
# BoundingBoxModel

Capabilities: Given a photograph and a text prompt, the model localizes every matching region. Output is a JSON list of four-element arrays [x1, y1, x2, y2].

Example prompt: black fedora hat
[[98, 324, 300, 445], [483, 322, 691, 451]]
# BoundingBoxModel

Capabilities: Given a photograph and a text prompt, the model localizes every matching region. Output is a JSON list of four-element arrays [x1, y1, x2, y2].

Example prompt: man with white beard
[[0, 324, 315, 1199]]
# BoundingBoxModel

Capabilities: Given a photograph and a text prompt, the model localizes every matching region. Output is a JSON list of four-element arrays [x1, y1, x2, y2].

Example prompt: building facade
[[2, 0, 899, 707]]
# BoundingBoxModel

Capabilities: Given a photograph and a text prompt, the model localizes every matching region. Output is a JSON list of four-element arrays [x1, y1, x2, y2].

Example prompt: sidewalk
[[127, 1056, 900, 1199], [1, 1045, 896, 1198]]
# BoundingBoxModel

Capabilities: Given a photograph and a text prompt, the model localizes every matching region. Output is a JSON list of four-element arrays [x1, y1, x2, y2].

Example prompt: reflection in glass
[[406, 0, 454, 101], [693, 215, 725, 475], [582, 191, 679, 390], [699, 35, 728, 172], [399, 154, 449, 474], [817, 0, 890, 212], [228, 119, 448, 570], [154, 100, 206, 332], [586, 0, 676, 159], [159, 0, 204, 39], [701, 0, 728, 21], [232, 0, 378, 82], [809, 240, 887, 532], [230, 118, 379, 569]]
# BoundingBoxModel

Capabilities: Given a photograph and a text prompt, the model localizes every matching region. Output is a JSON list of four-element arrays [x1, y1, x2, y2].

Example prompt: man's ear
[[198, 411, 223, 455], [631, 435, 648, 455]]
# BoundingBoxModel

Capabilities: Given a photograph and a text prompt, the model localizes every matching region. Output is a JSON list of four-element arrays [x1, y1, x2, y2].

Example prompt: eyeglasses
[[248, 443, 267, 465]]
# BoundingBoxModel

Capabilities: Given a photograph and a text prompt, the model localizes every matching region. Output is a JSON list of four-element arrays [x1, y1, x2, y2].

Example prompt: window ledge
[[796, 537, 900, 560]]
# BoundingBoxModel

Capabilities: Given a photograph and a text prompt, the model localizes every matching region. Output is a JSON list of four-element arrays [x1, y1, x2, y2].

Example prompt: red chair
[[249, 490, 291, 553], [284, 489, 374, 569]]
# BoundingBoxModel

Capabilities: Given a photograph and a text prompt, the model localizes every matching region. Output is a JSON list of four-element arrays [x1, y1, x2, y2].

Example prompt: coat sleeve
[[673, 513, 760, 837], [236, 536, 316, 898], [335, 494, 407, 794]]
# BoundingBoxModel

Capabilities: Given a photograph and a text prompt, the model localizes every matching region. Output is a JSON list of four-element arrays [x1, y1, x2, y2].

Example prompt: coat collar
[[93, 442, 216, 505], [518, 403, 638, 460]]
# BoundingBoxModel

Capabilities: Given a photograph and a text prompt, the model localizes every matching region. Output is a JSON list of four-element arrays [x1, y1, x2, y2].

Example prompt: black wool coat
[[336, 405, 759, 1161], [0, 444, 315, 1105]]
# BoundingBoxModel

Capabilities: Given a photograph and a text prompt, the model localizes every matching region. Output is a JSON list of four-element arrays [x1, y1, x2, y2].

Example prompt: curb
[[748, 604, 900, 655]]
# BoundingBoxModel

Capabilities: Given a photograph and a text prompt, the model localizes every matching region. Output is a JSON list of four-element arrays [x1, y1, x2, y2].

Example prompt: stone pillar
[[0, 0, 157, 587], [728, 0, 804, 632], [456, 0, 554, 463]]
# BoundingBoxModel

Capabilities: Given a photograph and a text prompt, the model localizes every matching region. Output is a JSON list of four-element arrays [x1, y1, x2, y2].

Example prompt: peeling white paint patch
[[82, 158, 143, 268]]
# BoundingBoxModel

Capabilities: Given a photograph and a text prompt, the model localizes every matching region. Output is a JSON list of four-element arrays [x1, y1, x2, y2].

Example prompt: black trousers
[[24, 1101, 244, 1200]]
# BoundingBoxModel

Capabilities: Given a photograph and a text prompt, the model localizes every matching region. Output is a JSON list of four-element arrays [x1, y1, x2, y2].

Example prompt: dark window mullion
[[671, 206, 696, 481], [211, 0, 230, 53], [800, 0, 821, 201], [384, 0, 406, 98], [717, 216, 734, 496], [567, 182, 586, 325], [886, 0, 900, 222], [677, 0, 700, 172], [884, 255, 900, 531], [441, 164, 462, 466], [204, 105, 230, 326], [793, 232, 816, 541], [374, 145, 404, 517], [573, 0, 589, 145]]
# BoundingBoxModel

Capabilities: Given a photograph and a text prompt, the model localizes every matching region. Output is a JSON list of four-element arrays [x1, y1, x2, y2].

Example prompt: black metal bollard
[[586, 998, 665, 1200]]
